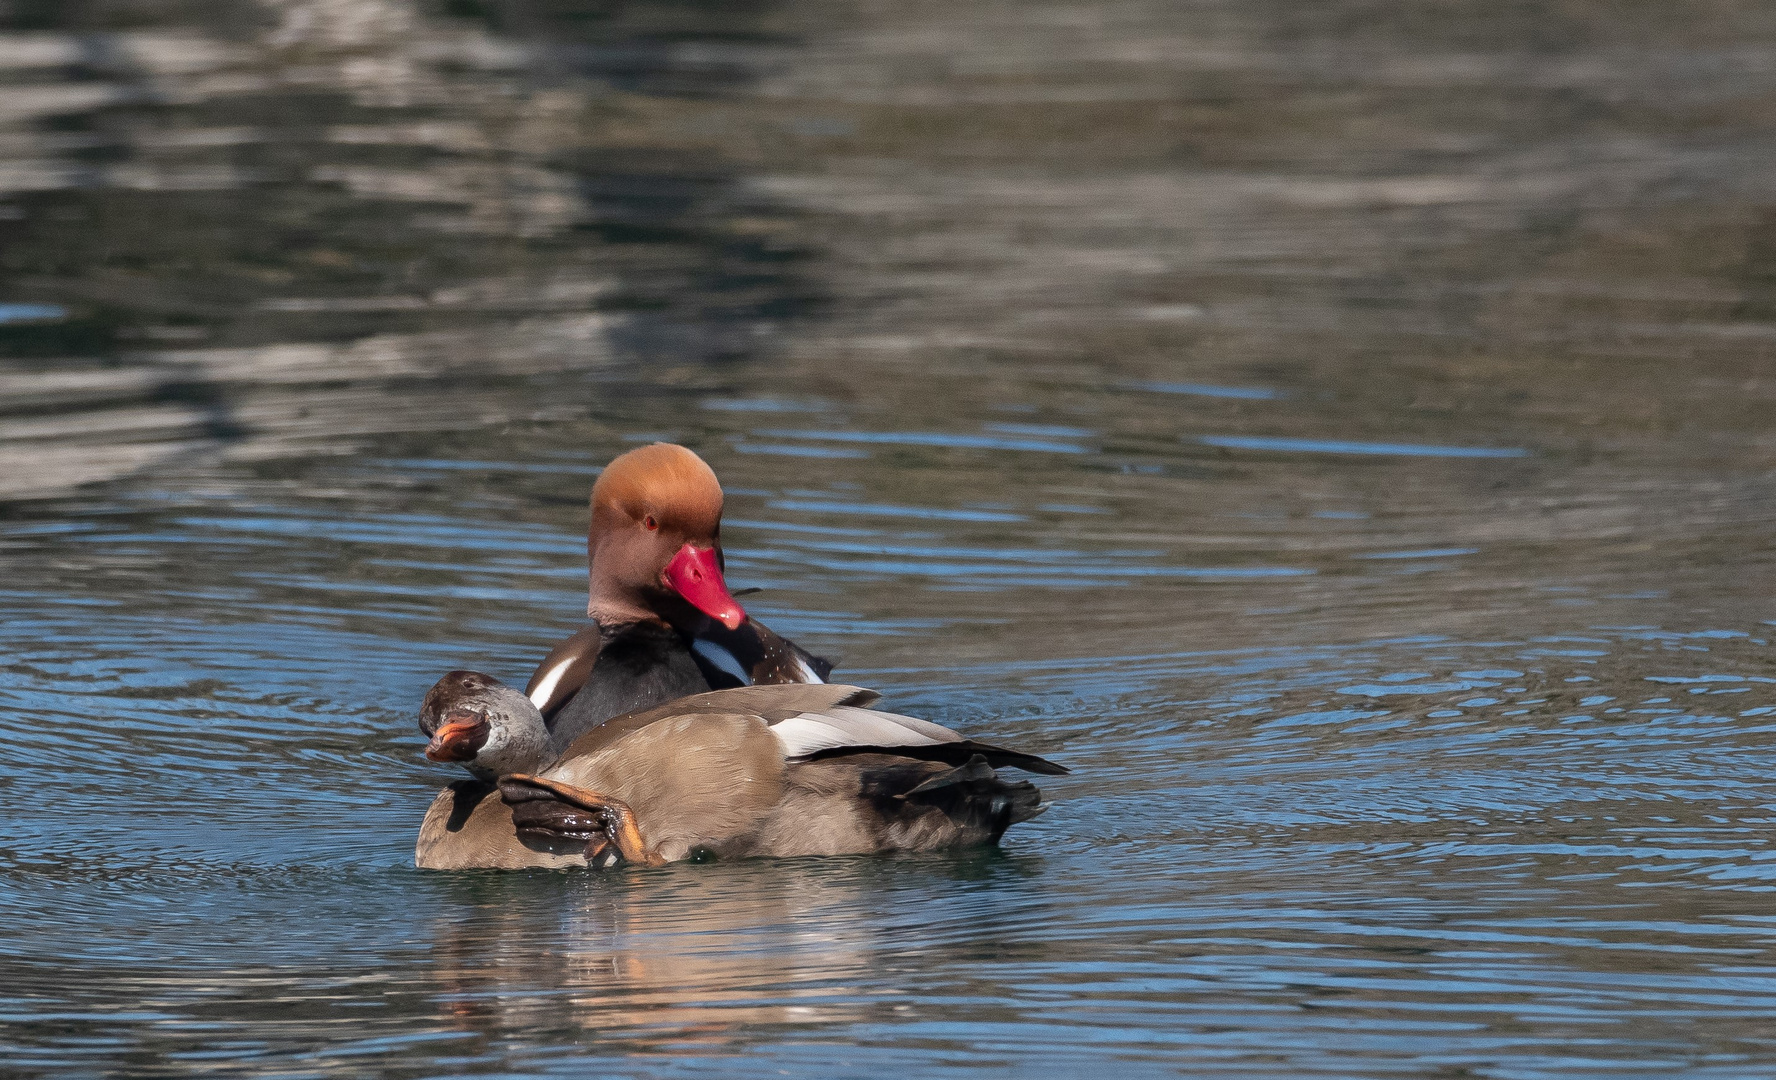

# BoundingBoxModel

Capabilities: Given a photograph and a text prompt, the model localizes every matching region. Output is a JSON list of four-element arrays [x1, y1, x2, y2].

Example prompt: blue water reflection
[[4, 0, 1776, 1073]]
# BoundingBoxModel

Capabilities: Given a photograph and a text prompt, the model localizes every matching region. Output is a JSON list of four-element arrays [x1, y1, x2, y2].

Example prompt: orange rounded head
[[586, 443, 745, 631]]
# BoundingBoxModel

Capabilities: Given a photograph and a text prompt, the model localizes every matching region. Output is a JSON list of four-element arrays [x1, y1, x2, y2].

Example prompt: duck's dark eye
[[643, 515, 658, 531]]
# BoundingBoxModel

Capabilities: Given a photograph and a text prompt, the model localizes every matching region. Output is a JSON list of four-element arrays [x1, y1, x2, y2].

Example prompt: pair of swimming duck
[[415, 443, 1064, 870]]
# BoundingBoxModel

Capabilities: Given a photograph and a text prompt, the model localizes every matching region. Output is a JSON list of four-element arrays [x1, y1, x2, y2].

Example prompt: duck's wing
[[691, 617, 833, 687], [567, 682, 1064, 775], [766, 703, 960, 756], [525, 625, 602, 722], [527, 617, 832, 722], [773, 704, 1070, 776], [552, 682, 1067, 776], [552, 681, 879, 762]]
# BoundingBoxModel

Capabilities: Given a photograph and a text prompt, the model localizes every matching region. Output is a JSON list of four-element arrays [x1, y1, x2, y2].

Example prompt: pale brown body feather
[[416, 781, 591, 870]]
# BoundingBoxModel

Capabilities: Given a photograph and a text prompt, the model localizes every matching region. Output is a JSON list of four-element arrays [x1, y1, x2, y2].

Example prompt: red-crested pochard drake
[[415, 671, 1066, 869], [525, 443, 830, 757]]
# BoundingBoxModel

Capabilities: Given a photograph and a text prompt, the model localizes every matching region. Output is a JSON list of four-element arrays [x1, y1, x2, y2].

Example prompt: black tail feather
[[899, 754, 1045, 843], [804, 739, 1068, 775]]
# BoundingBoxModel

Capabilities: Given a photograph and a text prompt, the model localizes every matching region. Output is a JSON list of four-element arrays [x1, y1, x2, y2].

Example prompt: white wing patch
[[527, 657, 574, 711], [793, 655, 825, 684], [692, 638, 751, 685], [769, 705, 963, 759]]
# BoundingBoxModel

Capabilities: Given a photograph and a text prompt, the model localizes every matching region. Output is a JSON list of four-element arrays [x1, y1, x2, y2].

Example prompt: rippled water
[[4, 0, 1776, 1075]]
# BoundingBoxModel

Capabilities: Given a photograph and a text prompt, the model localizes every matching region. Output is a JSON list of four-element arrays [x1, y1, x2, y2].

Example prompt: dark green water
[[3, 0, 1776, 1075]]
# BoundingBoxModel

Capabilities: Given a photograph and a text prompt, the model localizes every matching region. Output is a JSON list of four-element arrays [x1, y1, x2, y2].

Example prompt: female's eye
[[643, 515, 658, 530]]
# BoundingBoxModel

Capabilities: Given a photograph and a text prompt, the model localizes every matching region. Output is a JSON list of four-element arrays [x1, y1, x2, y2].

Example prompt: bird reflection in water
[[419, 855, 1042, 1050]]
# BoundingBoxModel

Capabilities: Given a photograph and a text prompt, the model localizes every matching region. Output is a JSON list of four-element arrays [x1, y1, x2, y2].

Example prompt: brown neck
[[588, 597, 663, 628], [586, 550, 663, 627], [588, 579, 711, 635]]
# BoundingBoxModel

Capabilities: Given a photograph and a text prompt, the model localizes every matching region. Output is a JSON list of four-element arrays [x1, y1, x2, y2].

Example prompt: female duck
[[415, 671, 1065, 869]]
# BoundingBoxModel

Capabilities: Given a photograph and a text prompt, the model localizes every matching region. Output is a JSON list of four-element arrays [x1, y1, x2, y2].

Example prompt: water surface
[[3, 0, 1776, 1075]]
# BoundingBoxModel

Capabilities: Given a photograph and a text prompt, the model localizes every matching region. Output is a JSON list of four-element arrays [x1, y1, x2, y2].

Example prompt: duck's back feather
[[548, 682, 1067, 776], [552, 682, 881, 763]]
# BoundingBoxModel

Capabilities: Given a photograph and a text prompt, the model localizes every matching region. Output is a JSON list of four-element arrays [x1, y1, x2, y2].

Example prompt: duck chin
[[466, 725, 515, 779], [463, 711, 550, 779]]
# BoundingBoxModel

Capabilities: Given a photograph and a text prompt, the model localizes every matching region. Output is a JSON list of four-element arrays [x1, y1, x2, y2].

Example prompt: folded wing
[[554, 682, 1066, 776], [766, 698, 1068, 776]]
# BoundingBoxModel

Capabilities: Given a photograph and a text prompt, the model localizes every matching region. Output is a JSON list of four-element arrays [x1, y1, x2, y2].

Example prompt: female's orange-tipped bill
[[425, 715, 490, 762]]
